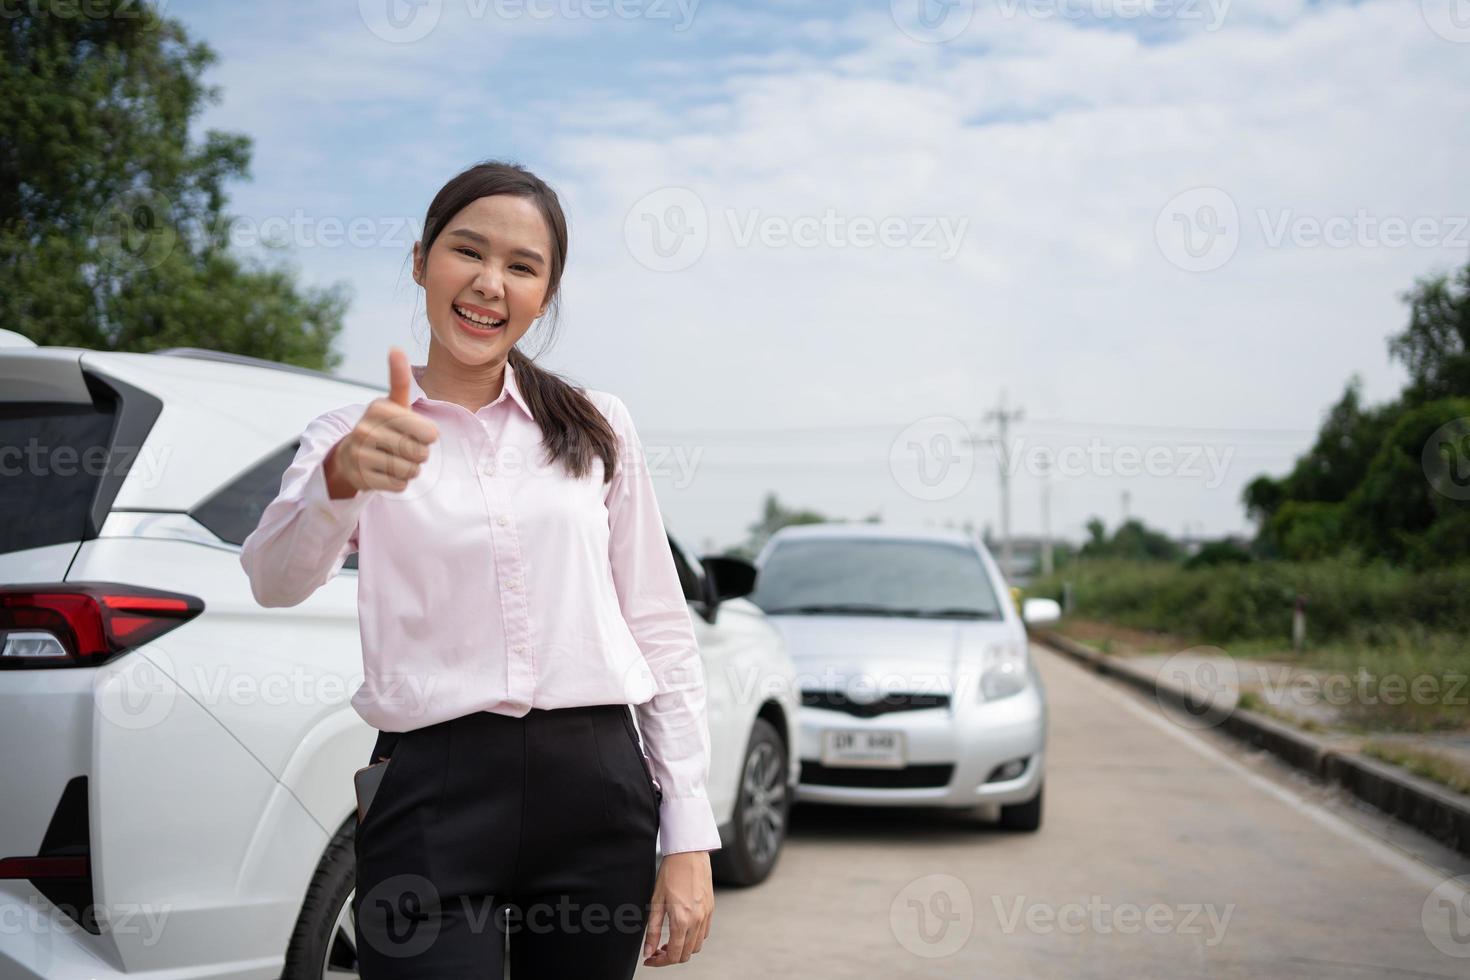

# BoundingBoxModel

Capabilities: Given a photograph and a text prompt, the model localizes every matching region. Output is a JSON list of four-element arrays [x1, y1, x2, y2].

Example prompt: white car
[[0, 340, 799, 979], [750, 524, 1056, 831]]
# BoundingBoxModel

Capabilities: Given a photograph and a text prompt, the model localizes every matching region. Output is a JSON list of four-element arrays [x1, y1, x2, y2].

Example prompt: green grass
[[1362, 741, 1470, 795], [1033, 560, 1470, 734], [1236, 691, 1330, 734]]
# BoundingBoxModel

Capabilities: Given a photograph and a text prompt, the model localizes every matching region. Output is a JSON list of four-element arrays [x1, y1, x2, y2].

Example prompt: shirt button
[[506, 578, 521, 590], [484, 464, 495, 476], [513, 644, 525, 653], [496, 515, 508, 526]]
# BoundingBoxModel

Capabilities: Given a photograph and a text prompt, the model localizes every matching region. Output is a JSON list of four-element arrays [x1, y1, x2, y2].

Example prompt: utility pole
[[1121, 490, 1131, 524], [980, 393, 1024, 583], [1039, 449, 1054, 578]]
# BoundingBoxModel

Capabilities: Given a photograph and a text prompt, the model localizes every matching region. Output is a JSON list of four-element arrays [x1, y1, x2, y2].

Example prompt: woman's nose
[[473, 267, 503, 298]]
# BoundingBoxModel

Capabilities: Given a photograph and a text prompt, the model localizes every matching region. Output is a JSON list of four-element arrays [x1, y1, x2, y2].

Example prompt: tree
[[1390, 259, 1470, 406], [1279, 376, 1399, 504], [1078, 517, 1180, 562], [1, 3, 346, 368], [1341, 398, 1470, 566], [726, 492, 828, 560]]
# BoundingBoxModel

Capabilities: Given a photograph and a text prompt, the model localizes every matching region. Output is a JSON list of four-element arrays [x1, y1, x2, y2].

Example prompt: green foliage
[[1, 2, 346, 369], [1078, 517, 1180, 562], [1265, 501, 1344, 561], [1341, 398, 1470, 566], [1242, 256, 1470, 567], [1390, 262, 1470, 406], [1033, 558, 1470, 647], [1182, 539, 1253, 570]]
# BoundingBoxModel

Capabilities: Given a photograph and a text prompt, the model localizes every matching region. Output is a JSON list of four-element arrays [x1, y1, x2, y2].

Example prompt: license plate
[[821, 729, 905, 768]]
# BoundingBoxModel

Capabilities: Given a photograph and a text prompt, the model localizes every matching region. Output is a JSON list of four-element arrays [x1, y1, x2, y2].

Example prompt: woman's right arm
[[240, 410, 376, 608]]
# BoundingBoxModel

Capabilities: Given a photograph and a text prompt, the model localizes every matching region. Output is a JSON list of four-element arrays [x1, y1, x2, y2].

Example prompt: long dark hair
[[414, 160, 619, 483]]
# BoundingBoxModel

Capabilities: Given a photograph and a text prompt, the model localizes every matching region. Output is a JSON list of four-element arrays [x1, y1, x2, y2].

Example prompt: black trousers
[[353, 703, 663, 978]]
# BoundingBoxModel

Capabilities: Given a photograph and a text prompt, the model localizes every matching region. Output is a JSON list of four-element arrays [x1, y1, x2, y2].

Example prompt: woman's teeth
[[454, 305, 506, 328]]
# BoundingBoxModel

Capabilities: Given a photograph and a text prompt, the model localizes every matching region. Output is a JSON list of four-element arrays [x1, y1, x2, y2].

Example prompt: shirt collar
[[407, 359, 535, 421]]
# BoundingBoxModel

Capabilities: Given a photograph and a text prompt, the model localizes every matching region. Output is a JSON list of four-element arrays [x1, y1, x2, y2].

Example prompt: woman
[[239, 160, 717, 977]]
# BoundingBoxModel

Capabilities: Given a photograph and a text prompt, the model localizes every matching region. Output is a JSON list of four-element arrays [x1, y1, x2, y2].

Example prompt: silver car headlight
[[978, 643, 1029, 702]]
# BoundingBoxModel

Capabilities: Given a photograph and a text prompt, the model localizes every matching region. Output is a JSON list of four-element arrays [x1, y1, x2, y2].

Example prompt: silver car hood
[[767, 614, 1017, 697]]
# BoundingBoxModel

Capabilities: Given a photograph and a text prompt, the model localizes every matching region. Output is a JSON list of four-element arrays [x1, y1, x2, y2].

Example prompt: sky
[[169, 0, 1470, 556]]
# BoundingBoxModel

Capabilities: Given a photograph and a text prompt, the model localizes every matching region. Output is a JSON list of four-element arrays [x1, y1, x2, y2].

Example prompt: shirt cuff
[[302, 443, 376, 528], [658, 796, 723, 855]]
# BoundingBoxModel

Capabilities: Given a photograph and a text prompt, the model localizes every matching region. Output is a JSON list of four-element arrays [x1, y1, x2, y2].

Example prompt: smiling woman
[[240, 161, 717, 978]]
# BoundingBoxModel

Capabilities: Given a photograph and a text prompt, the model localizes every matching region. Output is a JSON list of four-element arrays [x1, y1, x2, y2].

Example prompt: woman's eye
[[455, 247, 479, 258], [512, 264, 535, 273]]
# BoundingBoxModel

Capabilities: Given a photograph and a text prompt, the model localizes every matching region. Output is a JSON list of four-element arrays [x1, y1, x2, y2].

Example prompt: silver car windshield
[[751, 538, 1004, 619]]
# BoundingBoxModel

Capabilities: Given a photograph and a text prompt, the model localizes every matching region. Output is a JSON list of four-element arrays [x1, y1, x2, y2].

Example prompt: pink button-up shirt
[[239, 359, 721, 855]]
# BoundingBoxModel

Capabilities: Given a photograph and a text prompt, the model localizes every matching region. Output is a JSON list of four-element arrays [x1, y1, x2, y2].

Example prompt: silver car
[[750, 524, 1057, 831]]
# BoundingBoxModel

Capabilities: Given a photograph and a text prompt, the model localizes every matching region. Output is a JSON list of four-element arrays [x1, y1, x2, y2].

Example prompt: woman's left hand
[[643, 850, 714, 966]]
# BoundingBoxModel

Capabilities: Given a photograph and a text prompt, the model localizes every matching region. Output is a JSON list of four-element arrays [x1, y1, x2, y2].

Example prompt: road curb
[[1031, 628, 1470, 857]]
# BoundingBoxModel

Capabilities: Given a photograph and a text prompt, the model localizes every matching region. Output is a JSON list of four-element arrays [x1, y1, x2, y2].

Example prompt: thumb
[[387, 348, 412, 408]]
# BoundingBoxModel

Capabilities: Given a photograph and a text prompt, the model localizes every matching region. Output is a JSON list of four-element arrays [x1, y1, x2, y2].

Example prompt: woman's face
[[413, 194, 554, 369]]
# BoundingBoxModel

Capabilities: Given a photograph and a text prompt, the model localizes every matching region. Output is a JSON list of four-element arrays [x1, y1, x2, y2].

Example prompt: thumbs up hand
[[324, 348, 441, 498]]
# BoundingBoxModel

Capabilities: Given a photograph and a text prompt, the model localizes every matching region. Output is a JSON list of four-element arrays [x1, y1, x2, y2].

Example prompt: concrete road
[[644, 643, 1470, 979]]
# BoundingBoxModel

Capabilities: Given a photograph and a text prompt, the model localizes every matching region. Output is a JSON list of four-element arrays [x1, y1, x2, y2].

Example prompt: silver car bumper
[[795, 675, 1046, 808]]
